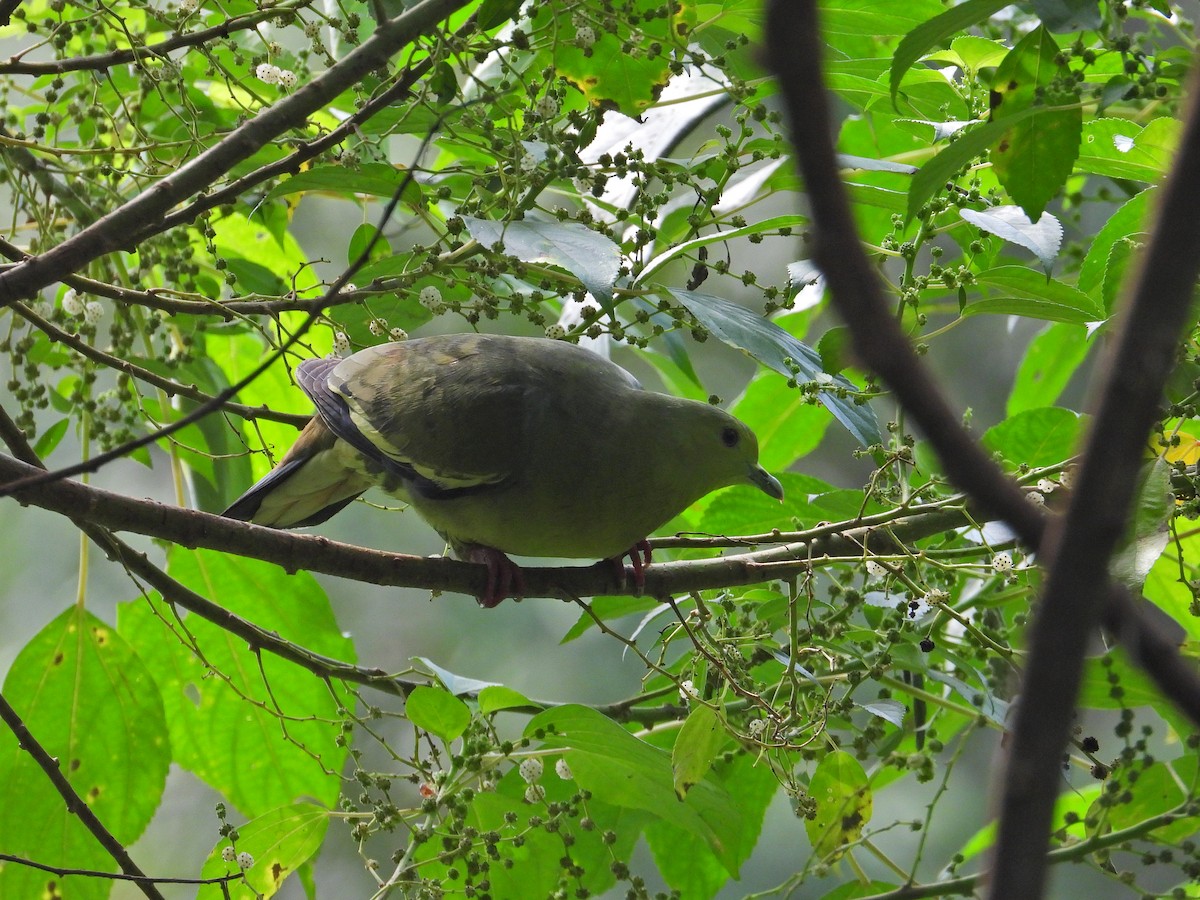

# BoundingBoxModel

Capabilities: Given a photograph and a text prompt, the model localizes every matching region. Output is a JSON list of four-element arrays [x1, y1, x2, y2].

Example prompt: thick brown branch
[[986, 60, 1200, 900]]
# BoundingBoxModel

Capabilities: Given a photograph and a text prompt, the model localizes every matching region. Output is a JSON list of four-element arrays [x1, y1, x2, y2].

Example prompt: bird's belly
[[408, 487, 662, 560]]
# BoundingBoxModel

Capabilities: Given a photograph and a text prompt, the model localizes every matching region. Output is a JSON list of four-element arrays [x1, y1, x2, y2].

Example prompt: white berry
[[575, 25, 596, 48], [62, 289, 84, 316], [518, 757, 543, 783], [221, 846, 235, 862], [255, 63, 281, 84], [554, 758, 573, 780], [368, 318, 386, 336], [544, 324, 566, 340], [524, 784, 546, 803], [333, 331, 350, 355], [83, 301, 104, 325], [419, 286, 443, 310], [535, 95, 559, 118], [237, 851, 254, 868], [276, 69, 297, 89], [389, 327, 408, 341], [992, 552, 1013, 572]]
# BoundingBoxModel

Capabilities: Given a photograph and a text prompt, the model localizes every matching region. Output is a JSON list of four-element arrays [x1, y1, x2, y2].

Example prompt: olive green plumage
[[223, 333, 783, 599]]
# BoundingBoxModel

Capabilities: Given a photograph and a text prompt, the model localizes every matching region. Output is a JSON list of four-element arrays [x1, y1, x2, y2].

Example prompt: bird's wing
[[299, 336, 527, 498]]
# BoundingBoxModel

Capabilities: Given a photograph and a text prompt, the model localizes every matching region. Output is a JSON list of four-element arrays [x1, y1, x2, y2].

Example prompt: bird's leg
[[610, 539, 653, 592], [464, 545, 525, 608]]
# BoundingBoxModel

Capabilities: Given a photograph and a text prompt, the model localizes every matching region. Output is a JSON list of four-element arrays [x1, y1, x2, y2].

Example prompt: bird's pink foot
[[465, 545, 525, 608], [610, 539, 653, 592]]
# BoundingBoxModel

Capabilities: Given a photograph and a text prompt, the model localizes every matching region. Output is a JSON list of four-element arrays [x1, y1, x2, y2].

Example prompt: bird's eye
[[721, 426, 739, 448]]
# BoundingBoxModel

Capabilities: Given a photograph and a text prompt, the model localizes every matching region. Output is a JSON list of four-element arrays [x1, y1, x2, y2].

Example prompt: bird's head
[[670, 400, 784, 503]]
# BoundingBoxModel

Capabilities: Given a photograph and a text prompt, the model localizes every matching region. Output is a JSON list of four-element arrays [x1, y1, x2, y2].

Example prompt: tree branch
[[985, 55, 1200, 900]]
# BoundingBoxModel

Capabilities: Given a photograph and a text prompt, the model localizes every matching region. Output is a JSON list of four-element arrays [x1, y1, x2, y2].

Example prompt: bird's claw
[[610, 539, 653, 592], [466, 545, 525, 608]]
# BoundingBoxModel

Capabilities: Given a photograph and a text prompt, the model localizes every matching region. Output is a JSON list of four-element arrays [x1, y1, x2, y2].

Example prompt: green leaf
[[989, 26, 1082, 220], [1076, 117, 1180, 182], [198, 803, 329, 900], [477, 0, 522, 29], [1087, 756, 1199, 844], [907, 114, 1033, 221], [463, 216, 621, 308], [647, 751, 779, 899], [31, 417, 69, 458], [478, 685, 537, 714], [347, 222, 392, 267], [117, 549, 354, 817], [531, 0, 691, 116], [526, 705, 745, 871], [669, 289, 881, 447], [406, 685, 472, 741], [981, 406, 1081, 467], [0, 607, 169, 900], [970, 265, 1104, 323], [672, 705, 728, 799], [1110, 459, 1173, 591], [806, 751, 872, 859], [1078, 188, 1153, 296], [266, 162, 423, 203], [890, 0, 1010, 106], [1007, 322, 1091, 415], [1031, 0, 1102, 32]]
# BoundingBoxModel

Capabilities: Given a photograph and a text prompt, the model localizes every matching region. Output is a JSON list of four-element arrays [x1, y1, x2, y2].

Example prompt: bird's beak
[[748, 465, 784, 501]]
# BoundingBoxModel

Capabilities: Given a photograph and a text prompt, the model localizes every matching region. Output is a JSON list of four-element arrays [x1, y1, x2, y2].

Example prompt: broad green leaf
[[907, 113, 1034, 221], [670, 289, 882, 447], [806, 751, 872, 859], [672, 705, 728, 799], [1078, 188, 1153, 296], [692, 472, 833, 538], [526, 705, 745, 871], [820, 0, 946, 38], [890, 0, 1011, 105], [972, 265, 1104, 322], [406, 685, 472, 741], [981, 406, 1081, 467], [478, 685, 536, 714], [1076, 117, 1180, 182], [1110, 459, 1172, 591], [647, 751, 778, 900], [265, 162, 423, 203], [117, 549, 354, 817], [1087, 756, 1199, 844], [1008, 322, 1090, 415], [531, 0, 691, 116], [347, 222, 392, 267], [199, 803, 329, 900], [1144, 536, 1200, 643], [31, 417, 69, 458], [561, 593, 659, 643], [0, 607, 169, 900], [1032, 0, 1102, 31], [212, 209, 310, 297], [464, 216, 621, 308], [989, 26, 1082, 221]]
